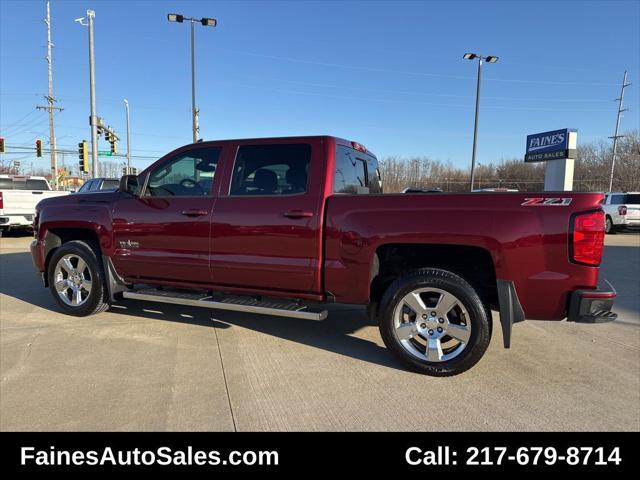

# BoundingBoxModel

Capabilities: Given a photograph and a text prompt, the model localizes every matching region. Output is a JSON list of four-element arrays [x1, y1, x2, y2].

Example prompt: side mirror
[[119, 175, 141, 196]]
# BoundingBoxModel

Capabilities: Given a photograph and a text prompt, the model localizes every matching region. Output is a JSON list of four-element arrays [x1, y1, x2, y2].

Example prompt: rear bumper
[[618, 218, 640, 228], [567, 280, 617, 323], [0, 214, 34, 228]]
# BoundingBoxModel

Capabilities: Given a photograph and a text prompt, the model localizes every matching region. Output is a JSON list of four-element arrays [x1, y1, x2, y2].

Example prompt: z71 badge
[[521, 198, 573, 206]]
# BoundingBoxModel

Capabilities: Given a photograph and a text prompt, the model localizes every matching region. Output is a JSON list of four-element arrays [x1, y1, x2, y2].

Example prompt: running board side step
[[122, 288, 328, 321]]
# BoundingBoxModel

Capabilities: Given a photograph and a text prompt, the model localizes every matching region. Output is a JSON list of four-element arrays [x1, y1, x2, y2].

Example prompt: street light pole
[[124, 99, 131, 174], [168, 14, 217, 143], [470, 57, 483, 192], [463, 53, 498, 192], [190, 21, 199, 143], [86, 10, 99, 178]]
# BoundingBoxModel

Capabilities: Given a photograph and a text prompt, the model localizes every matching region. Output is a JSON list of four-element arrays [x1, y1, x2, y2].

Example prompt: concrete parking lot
[[1, 232, 638, 431]]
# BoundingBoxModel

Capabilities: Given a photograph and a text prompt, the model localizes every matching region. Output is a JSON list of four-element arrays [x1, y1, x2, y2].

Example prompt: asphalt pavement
[[1, 232, 638, 431]]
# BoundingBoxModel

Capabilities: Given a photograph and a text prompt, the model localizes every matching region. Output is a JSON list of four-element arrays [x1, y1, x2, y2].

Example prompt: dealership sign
[[525, 128, 577, 162]]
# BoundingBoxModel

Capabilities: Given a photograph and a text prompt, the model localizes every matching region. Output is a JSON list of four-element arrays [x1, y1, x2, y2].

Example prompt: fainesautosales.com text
[[20, 446, 279, 467]]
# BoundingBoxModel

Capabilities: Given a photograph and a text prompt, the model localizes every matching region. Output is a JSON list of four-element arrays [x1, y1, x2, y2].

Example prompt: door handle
[[283, 210, 314, 219], [181, 209, 209, 217]]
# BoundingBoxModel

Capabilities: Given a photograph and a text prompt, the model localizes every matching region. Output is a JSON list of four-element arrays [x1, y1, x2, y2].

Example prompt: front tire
[[47, 240, 110, 316], [378, 268, 491, 376]]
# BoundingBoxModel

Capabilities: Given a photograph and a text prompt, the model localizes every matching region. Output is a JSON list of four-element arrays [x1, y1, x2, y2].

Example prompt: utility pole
[[36, 1, 63, 190], [608, 70, 631, 193]]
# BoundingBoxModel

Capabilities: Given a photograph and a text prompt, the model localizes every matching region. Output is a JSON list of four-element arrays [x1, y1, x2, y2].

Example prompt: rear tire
[[47, 240, 110, 316], [378, 268, 491, 376], [605, 216, 616, 234]]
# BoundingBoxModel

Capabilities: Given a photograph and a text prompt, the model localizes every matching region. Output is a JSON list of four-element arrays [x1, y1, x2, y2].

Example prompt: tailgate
[[0, 190, 66, 215], [625, 204, 640, 220], [0, 190, 46, 215]]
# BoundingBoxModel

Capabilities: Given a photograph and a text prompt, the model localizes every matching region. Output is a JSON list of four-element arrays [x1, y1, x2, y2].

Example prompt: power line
[[205, 80, 626, 112], [213, 48, 622, 87]]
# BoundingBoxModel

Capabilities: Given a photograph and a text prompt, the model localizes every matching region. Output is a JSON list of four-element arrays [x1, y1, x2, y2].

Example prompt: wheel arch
[[370, 243, 498, 307], [42, 227, 102, 287], [367, 242, 525, 348]]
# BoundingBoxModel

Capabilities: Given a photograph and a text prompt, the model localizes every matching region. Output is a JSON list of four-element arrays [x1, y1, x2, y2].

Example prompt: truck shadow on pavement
[[0, 251, 403, 371], [113, 299, 402, 370]]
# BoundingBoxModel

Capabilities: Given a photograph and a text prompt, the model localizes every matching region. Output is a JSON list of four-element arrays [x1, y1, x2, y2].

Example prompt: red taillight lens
[[618, 205, 627, 215], [572, 210, 605, 266], [0, 192, 3, 209]]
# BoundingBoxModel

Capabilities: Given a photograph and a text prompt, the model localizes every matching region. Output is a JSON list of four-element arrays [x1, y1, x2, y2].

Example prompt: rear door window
[[624, 194, 640, 204], [230, 144, 311, 196], [611, 194, 626, 204]]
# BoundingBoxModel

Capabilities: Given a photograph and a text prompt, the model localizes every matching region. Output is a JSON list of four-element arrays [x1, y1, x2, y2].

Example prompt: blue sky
[[1, 0, 639, 172]]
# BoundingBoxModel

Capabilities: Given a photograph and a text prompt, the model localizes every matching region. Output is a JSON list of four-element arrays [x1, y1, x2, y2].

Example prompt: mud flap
[[496, 279, 525, 348], [103, 256, 128, 302]]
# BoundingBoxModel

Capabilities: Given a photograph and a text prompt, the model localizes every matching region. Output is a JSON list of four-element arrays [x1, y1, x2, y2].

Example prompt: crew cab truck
[[30, 136, 617, 376]]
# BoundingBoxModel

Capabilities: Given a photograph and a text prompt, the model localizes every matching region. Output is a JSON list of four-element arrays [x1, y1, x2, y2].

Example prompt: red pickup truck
[[30, 136, 616, 376]]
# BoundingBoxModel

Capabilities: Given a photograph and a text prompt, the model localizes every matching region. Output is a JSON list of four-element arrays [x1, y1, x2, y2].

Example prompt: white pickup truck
[[603, 192, 640, 234], [0, 175, 69, 233]]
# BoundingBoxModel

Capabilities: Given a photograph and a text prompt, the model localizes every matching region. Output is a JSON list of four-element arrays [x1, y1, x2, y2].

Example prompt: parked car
[[472, 188, 519, 192], [402, 187, 443, 193], [76, 177, 120, 193], [0, 175, 68, 233], [603, 192, 640, 234], [30, 136, 616, 376]]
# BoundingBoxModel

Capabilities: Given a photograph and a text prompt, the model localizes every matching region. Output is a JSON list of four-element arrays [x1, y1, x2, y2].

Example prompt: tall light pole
[[168, 14, 217, 143], [463, 53, 498, 191], [124, 99, 131, 174], [75, 11, 99, 177]]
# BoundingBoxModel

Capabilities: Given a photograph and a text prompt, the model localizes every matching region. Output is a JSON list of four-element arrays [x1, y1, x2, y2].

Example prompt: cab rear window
[[0, 179, 49, 190], [333, 146, 382, 194]]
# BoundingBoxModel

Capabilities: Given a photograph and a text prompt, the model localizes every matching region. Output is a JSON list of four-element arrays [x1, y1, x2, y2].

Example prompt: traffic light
[[78, 140, 89, 173], [35, 139, 42, 157], [110, 139, 117, 155], [131, 167, 137, 175], [0, 137, 5, 153]]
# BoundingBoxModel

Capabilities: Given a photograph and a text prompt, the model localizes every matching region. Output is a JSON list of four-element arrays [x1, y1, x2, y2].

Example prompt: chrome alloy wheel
[[392, 287, 471, 362], [53, 254, 92, 307]]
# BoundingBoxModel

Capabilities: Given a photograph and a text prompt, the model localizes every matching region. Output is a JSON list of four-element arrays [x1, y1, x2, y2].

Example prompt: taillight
[[571, 210, 605, 266], [618, 205, 627, 215], [0, 192, 3, 209]]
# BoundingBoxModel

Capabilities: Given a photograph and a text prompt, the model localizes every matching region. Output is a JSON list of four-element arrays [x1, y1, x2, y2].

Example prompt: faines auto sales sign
[[524, 128, 577, 162]]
